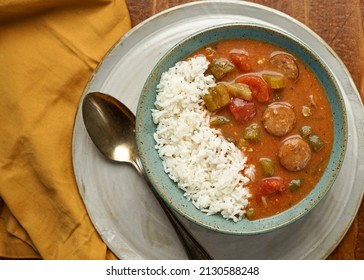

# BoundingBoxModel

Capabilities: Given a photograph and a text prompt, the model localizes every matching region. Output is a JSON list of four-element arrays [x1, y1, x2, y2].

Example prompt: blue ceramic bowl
[[136, 23, 347, 235]]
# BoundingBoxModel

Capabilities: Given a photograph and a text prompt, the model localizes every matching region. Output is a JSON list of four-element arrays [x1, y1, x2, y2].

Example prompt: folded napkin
[[0, 0, 131, 259]]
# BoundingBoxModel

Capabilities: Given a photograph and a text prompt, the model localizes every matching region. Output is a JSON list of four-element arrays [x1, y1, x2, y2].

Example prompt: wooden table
[[125, 0, 364, 259]]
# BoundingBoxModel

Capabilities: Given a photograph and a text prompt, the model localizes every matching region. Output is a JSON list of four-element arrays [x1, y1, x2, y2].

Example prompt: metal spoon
[[82, 92, 213, 260]]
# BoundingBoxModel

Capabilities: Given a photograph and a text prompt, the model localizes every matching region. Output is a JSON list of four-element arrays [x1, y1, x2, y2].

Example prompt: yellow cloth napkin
[[0, 0, 131, 259]]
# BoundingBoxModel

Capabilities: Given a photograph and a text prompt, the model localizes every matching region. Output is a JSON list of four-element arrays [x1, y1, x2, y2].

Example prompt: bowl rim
[[136, 22, 348, 235]]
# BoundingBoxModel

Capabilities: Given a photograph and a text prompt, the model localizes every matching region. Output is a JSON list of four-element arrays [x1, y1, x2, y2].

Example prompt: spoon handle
[[134, 158, 213, 260]]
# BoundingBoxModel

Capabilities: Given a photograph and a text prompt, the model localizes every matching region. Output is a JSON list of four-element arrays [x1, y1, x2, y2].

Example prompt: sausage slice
[[278, 136, 312, 171], [270, 52, 299, 80], [262, 102, 296, 137]]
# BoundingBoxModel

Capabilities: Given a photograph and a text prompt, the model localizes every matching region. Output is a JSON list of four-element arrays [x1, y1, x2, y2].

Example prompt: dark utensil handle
[[134, 158, 213, 260]]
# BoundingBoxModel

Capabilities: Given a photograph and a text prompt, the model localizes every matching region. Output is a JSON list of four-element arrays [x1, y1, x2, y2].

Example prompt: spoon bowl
[[82, 92, 212, 260], [82, 92, 138, 165]]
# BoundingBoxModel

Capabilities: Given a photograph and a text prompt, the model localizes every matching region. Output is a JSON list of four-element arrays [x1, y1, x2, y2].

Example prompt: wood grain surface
[[125, 0, 364, 260]]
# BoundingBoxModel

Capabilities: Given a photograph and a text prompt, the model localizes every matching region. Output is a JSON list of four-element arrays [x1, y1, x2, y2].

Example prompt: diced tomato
[[230, 52, 251, 72], [229, 98, 256, 123], [256, 177, 286, 199], [236, 75, 270, 103]]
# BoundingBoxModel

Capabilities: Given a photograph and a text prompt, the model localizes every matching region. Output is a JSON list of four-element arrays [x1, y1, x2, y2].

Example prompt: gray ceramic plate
[[72, 0, 364, 259]]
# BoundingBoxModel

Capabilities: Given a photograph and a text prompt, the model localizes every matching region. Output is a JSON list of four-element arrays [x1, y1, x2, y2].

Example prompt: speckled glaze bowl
[[136, 23, 347, 235]]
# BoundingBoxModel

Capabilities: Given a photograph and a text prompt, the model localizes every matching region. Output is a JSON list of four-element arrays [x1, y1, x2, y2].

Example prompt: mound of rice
[[152, 56, 254, 222]]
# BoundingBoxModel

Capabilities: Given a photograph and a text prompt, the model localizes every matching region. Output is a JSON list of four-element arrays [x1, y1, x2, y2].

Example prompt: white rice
[[152, 56, 253, 222]]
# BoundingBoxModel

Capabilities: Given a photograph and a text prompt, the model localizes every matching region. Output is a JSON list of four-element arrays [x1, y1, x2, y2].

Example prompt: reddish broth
[[191, 39, 334, 220]]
